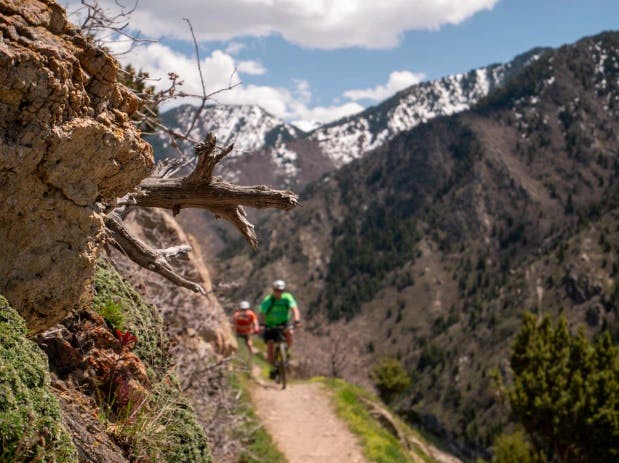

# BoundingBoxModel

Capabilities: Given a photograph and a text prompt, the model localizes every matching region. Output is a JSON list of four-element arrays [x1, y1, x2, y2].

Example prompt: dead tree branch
[[155, 245, 192, 259], [118, 134, 299, 248], [105, 213, 207, 295]]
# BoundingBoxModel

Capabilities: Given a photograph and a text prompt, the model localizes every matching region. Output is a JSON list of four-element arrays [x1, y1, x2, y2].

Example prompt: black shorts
[[236, 334, 249, 341], [263, 324, 289, 343]]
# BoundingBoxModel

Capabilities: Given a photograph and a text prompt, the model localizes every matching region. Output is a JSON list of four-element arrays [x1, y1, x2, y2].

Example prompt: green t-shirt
[[259, 292, 297, 327]]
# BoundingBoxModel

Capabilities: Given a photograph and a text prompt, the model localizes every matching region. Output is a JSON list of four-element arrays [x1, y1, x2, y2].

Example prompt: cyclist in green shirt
[[259, 280, 301, 375]]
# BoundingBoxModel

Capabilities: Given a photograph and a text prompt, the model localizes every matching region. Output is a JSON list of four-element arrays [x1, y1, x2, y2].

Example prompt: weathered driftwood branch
[[105, 213, 207, 295], [156, 245, 192, 259], [121, 133, 299, 248], [106, 132, 299, 294]]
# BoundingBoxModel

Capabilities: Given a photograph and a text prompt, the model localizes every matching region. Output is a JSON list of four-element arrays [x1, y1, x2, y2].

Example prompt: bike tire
[[277, 342, 287, 389]]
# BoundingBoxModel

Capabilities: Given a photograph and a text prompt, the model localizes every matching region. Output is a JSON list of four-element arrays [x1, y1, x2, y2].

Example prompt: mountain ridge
[[217, 30, 619, 457], [151, 47, 546, 191]]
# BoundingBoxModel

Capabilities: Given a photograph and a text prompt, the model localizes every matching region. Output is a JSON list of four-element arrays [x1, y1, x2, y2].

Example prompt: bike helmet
[[239, 300, 251, 310], [272, 279, 286, 290]]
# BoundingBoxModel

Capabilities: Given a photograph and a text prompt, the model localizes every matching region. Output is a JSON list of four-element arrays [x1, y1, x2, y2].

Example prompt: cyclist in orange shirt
[[232, 300, 259, 354]]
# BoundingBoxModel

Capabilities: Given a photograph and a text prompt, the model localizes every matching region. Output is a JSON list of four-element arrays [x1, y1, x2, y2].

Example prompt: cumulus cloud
[[108, 42, 362, 126], [236, 60, 267, 75], [63, 0, 498, 49], [291, 102, 365, 131], [225, 41, 246, 55], [344, 70, 426, 102]]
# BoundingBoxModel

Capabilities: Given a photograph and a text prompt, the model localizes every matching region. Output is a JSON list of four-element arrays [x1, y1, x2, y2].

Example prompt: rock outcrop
[[0, 0, 153, 332]]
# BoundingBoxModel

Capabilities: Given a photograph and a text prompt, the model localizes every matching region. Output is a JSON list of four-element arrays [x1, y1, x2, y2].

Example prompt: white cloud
[[63, 0, 499, 49], [293, 79, 312, 105], [108, 42, 362, 126], [225, 41, 246, 55], [237, 60, 266, 75], [344, 70, 426, 102], [109, 43, 241, 99], [291, 102, 365, 130]]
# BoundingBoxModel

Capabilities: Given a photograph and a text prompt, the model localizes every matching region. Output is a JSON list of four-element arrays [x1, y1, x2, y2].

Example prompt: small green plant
[[111, 374, 211, 463], [94, 260, 170, 374], [94, 299, 125, 331], [371, 357, 412, 403]]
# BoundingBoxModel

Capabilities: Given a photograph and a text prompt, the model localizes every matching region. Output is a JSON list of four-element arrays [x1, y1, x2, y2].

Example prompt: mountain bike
[[270, 325, 288, 390]]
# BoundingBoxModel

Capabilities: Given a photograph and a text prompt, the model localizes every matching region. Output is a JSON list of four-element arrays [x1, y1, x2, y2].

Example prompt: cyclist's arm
[[291, 305, 301, 324], [257, 297, 268, 325], [251, 311, 260, 332]]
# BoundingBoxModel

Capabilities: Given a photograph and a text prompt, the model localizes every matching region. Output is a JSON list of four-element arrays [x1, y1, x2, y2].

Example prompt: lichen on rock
[[0, 0, 153, 332], [0, 295, 78, 462]]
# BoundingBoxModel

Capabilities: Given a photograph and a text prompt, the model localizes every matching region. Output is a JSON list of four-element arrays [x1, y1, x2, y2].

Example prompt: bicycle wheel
[[277, 342, 287, 389]]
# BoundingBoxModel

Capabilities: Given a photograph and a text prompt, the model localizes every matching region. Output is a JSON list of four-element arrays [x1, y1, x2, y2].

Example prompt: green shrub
[[371, 358, 412, 403], [489, 430, 541, 463], [0, 296, 78, 463]]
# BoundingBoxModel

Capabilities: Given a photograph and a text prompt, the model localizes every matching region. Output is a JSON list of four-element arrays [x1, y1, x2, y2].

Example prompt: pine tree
[[507, 312, 619, 462]]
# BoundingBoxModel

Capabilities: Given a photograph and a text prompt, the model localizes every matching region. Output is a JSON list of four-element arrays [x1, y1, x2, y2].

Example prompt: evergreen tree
[[507, 312, 619, 462]]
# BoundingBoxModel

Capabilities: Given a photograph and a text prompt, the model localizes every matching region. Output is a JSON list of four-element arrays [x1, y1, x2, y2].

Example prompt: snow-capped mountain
[[305, 48, 545, 168], [149, 104, 305, 161], [151, 48, 545, 188], [311, 65, 508, 166]]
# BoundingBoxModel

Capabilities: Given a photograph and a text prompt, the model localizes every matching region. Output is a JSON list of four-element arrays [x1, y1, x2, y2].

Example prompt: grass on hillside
[[315, 377, 439, 463]]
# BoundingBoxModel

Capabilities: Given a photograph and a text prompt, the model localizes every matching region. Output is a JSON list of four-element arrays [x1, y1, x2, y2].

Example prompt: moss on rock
[[93, 262, 211, 462], [0, 296, 78, 462]]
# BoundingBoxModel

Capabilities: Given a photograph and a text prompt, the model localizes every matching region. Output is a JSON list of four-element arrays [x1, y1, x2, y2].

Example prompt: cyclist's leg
[[284, 326, 294, 349], [246, 335, 255, 354], [266, 340, 275, 364]]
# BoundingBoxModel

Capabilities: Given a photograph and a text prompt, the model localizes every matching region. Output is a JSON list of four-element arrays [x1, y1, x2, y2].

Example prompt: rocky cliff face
[[0, 0, 153, 331]]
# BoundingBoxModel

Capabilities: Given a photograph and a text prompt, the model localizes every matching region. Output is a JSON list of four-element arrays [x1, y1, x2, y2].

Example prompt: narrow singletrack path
[[250, 370, 369, 463]]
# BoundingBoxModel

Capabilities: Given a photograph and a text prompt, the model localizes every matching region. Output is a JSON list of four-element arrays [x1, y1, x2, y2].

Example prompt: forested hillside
[[221, 30, 619, 456]]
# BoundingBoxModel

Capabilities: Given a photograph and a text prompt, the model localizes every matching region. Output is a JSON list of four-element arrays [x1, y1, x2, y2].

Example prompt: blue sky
[[64, 0, 618, 128]]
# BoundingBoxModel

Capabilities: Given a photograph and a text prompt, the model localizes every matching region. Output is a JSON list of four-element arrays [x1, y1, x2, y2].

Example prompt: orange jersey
[[233, 309, 257, 335]]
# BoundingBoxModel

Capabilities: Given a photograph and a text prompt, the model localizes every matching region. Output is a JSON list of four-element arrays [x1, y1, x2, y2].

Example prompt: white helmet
[[272, 279, 286, 290], [239, 300, 251, 309]]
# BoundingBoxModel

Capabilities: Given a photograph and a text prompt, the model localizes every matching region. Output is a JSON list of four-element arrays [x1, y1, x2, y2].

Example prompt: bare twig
[[178, 19, 242, 145], [76, 0, 155, 52]]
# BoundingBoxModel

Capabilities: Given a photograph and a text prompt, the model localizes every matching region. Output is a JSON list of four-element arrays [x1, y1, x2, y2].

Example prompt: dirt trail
[[250, 372, 368, 463]]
